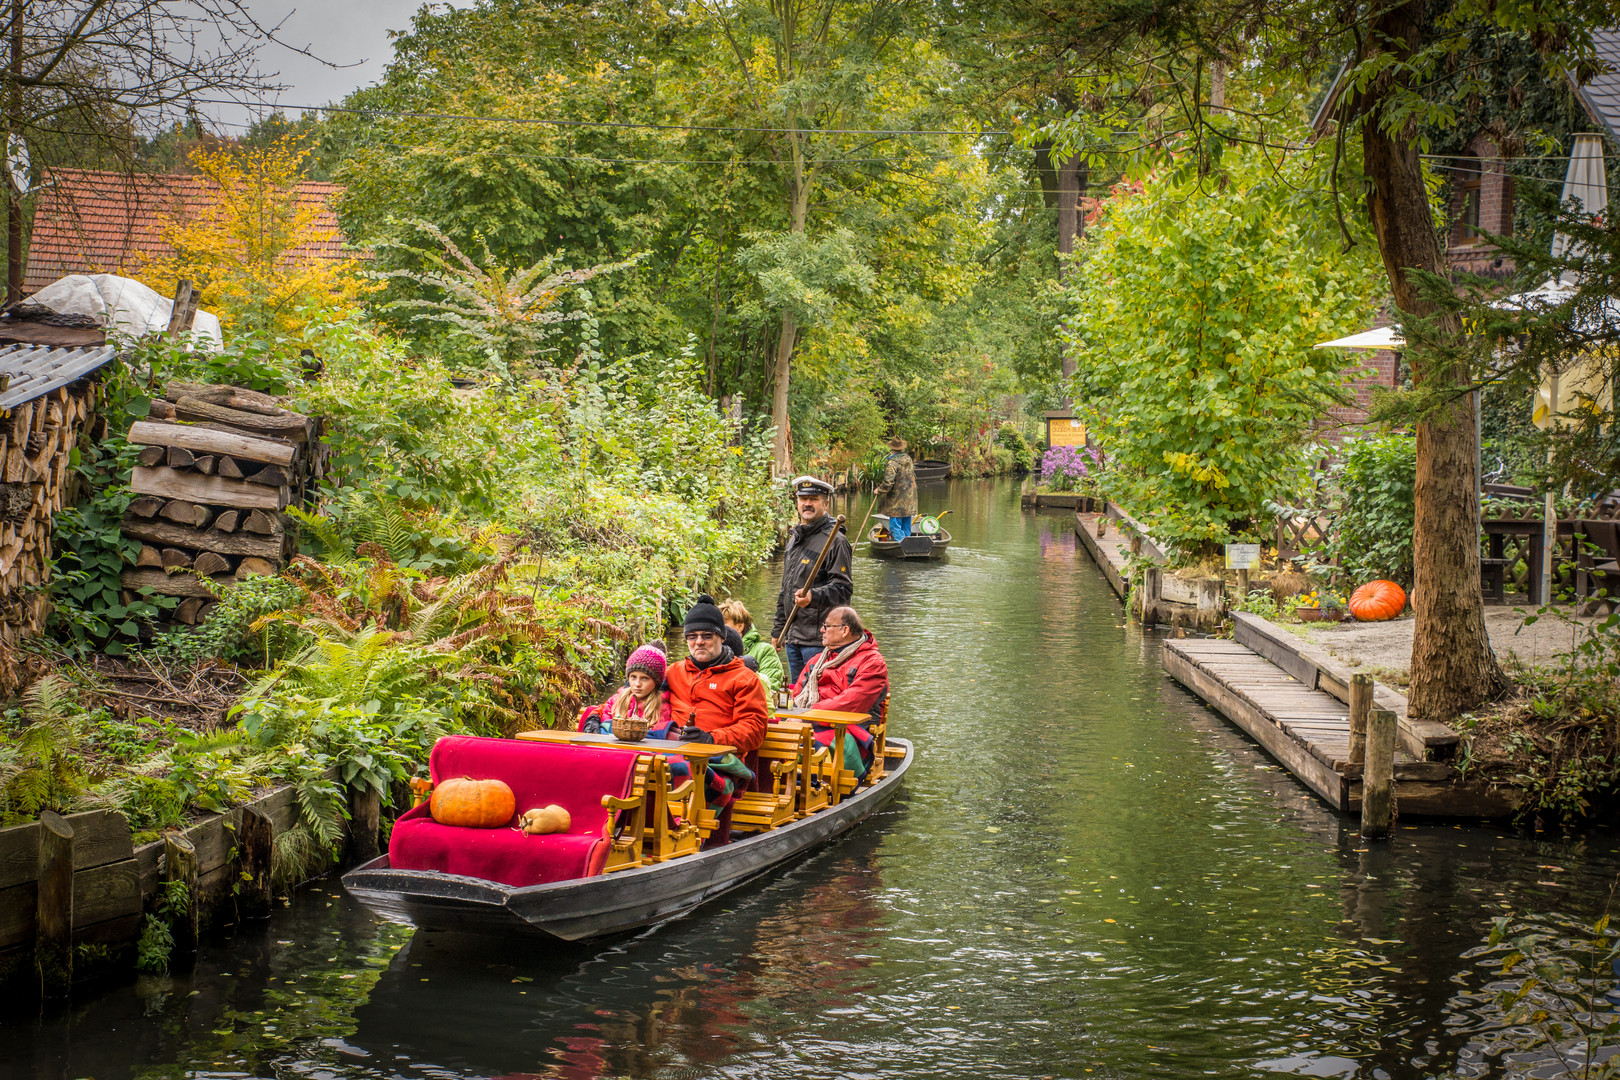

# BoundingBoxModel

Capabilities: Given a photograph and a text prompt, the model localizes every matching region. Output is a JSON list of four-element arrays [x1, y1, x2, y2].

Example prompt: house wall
[[1445, 133, 1518, 282]]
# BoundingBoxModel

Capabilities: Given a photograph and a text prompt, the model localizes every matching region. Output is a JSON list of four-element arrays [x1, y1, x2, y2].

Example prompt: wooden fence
[[0, 769, 375, 997]]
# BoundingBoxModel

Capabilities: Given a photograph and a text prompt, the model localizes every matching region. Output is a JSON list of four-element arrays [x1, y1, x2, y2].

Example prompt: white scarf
[[792, 636, 864, 708]]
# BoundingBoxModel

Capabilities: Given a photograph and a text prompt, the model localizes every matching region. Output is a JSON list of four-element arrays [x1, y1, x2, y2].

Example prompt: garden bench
[[1480, 557, 1510, 603], [389, 735, 650, 887]]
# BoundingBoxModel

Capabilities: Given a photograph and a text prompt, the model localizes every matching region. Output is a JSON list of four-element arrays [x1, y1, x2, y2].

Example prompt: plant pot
[[1296, 606, 1324, 622]]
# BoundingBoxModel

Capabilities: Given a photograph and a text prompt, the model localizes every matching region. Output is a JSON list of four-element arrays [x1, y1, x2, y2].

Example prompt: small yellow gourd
[[518, 804, 571, 835]]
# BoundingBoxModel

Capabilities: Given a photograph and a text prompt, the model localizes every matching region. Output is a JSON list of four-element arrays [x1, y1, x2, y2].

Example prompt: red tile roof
[[23, 168, 352, 294]]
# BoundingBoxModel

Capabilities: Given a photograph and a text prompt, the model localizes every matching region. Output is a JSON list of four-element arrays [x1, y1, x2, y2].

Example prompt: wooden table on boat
[[515, 730, 739, 848], [515, 729, 736, 769], [772, 708, 870, 804]]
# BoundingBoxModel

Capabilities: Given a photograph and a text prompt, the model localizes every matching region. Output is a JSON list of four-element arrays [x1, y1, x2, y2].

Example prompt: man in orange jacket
[[666, 594, 767, 754]]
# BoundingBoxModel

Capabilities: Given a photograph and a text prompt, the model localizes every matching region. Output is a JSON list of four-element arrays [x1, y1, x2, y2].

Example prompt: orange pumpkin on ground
[[1349, 580, 1407, 622], [429, 776, 516, 828]]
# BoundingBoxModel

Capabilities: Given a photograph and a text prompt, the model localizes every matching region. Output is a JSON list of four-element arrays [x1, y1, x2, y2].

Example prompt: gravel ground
[[1296, 607, 1600, 684]]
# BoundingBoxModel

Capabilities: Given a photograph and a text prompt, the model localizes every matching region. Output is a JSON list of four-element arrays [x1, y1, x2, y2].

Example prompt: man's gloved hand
[[679, 725, 715, 744]]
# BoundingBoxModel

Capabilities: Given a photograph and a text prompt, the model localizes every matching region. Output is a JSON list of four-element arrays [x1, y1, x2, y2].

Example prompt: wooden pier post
[[1236, 568, 1249, 602], [164, 832, 200, 954], [1197, 577, 1224, 631], [237, 807, 274, 921], [1347, 673, 1372, 765], [36, 810, 74, 998], [1360, 708, 1398, 839], [348, 786, 381, 863], [1140, 566, 1161, 625]]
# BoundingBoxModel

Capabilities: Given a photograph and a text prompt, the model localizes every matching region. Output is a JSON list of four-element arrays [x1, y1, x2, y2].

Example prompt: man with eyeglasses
[[771, 475, 853, 685], [786, 605, 888, 781], [667, 594, 768, 846]]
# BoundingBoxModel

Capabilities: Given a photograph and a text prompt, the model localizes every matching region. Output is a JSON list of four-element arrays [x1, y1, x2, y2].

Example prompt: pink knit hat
[[625, 642, 667, 683]]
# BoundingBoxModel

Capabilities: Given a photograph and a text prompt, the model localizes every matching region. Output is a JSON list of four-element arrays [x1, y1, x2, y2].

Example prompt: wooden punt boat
[[868, 524, 951, 559], [913, 459, 950, 482], [343, 735, 912, 942]]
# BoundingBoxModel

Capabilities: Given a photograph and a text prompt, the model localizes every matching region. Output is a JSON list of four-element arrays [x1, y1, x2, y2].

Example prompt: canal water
[[5, 479, 1618, 1079]]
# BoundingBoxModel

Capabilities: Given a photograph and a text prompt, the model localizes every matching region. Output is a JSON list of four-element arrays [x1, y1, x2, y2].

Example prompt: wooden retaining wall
[[0, 771, 361, 992]]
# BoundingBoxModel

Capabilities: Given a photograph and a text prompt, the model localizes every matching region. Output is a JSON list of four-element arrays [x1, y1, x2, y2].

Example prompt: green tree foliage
[[322, 0, 1033, 468], [1060, 142, 1384, 553]]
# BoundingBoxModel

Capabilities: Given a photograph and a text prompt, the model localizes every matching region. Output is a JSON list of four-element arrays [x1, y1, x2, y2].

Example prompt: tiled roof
[[1573, 29, 1620, 143], [0, 344, 117, 409], [23, 169, 352, 294]]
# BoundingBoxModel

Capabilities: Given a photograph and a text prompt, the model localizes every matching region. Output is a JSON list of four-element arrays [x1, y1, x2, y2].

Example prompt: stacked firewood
[[0, 381, 103, 655], [119, 382, 325, 624]]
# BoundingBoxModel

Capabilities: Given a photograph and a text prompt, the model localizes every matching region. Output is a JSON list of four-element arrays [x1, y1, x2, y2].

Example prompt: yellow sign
[[1046, 416, 1087, 448]]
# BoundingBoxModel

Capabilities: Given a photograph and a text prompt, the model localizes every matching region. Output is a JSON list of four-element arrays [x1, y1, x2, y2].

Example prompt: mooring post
[[1360, 708, 1397, 839], [1347, 673, 1373, 765], [237, 807, 274, 921], [1197, 577, 1224, 631], [348, 785, 381, 863], [36, 810, 74, 998], [1140, 566, 1161, 625], [164, 832, 200, 954], [1096, 515, 1108, 538]]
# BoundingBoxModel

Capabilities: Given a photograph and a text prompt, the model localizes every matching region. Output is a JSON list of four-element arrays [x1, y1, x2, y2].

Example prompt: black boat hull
[[868, 527, 951, 559], [343, 738, 913, 941], [913, 460, 950, 482]]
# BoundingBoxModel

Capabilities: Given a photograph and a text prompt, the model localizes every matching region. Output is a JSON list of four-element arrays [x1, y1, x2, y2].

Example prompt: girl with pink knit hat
[[580, 642, 671, 737]]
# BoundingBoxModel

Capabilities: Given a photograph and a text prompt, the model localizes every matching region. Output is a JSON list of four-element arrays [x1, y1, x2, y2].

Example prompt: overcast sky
[[211, 0, 452, 129]]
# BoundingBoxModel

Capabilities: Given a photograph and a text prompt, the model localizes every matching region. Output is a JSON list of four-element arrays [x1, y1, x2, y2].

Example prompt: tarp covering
[[18, 273, 222, 349]]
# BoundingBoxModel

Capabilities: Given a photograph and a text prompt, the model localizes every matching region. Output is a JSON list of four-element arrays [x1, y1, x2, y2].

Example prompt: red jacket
[[788, 633, 888, 718], [666, 655, 768, 753]]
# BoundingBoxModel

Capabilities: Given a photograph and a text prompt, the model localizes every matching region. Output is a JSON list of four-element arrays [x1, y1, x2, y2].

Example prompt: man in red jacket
[[787, 606, 888, 779], [667, 595, 768, 846], [667, 594, 768, 753]]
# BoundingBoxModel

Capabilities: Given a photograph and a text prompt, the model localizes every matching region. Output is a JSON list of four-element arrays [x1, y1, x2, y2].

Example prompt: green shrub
[[995, 426, 1034, 472], [1324, 433, 1417, 586]]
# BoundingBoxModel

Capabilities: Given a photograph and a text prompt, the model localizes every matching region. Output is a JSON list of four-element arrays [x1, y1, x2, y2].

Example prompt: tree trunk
[[1056, 152, 1089, 403], [1355, 1, 1504, 719], [770, 312, 796, 476]]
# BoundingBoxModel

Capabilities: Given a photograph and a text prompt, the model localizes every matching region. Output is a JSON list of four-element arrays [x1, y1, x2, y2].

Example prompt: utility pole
[[6, 0, 22, 306]]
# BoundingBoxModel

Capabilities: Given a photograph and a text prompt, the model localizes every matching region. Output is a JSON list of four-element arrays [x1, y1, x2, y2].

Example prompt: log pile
[[119, 382, 325, 625], [0, 380, 104, 660]]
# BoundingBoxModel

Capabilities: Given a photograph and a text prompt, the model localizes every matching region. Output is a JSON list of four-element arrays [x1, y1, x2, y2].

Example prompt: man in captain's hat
[[771, 475, 854, 685]]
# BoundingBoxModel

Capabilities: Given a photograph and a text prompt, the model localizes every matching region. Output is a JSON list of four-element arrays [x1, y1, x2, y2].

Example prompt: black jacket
[[772, 514, 854, 647]]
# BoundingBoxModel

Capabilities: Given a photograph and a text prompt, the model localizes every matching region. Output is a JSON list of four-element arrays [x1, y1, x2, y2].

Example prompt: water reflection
[[3, 480, 1616, 1080]]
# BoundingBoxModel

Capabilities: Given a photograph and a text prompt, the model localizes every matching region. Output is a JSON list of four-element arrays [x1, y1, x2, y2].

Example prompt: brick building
[[22, 168, 348, 296], [1307, 32, 1620, 442]]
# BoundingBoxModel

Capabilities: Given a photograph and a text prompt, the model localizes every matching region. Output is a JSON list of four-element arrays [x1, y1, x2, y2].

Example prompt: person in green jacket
[[721, 599, 786, 697]]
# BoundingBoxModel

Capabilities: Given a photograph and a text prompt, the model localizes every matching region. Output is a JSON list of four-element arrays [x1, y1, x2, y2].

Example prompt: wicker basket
[[613, 715, 651, 742]]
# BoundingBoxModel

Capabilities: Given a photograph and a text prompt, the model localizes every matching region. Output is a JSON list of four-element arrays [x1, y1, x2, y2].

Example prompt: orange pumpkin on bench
[[389, 736, 648, 887]]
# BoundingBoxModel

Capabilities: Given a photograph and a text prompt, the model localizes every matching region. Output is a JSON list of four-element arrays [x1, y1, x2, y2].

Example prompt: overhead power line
[[195, 98, 1016, 138]]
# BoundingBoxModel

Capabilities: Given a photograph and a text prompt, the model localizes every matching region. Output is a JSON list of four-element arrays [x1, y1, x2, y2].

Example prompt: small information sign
[[1224, 543, 1261, 570]]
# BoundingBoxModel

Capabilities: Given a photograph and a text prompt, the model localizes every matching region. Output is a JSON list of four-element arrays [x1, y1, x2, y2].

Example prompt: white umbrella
[[1312, 325, 1405, 350]]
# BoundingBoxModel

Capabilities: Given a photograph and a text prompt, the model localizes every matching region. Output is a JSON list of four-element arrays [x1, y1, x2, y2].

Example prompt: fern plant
[[0, 677, 91, 823]]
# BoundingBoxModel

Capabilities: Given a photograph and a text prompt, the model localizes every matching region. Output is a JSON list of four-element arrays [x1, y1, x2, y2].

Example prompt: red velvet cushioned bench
[[388, 735, 641, 888]]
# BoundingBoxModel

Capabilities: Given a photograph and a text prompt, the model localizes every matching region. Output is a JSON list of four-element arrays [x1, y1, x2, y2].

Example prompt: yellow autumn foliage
[[142, 137, 371, 339]]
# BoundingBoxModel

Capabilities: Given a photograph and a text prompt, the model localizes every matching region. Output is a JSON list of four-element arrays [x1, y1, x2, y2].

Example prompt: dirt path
[[1296, 608, 1598, 685]]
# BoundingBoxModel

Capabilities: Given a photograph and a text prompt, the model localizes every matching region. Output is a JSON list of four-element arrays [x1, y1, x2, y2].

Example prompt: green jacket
[[874, 452, 918, 518], [741, 627, 786, 694]]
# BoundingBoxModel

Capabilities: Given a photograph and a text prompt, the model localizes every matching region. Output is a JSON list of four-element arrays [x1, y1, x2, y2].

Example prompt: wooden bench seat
[[734, 721, 814, 833]]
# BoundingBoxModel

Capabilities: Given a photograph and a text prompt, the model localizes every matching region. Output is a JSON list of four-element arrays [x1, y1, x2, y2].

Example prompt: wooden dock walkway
[[1070, 510, 1517, 819], [1166, 617, 1515, 818]]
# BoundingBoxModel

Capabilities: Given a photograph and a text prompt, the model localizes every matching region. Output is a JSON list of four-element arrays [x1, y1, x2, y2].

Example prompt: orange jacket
[[666, 655, 768, 753]]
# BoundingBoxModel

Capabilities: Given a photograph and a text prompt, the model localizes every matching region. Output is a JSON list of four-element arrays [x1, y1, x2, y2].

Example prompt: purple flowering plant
[[1040, 444, 1103, 494]]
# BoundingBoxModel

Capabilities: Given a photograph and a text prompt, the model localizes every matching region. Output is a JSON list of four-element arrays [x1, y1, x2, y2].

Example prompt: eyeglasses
[[819, 622, 846, 631], [684, 631, 718, 642]]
